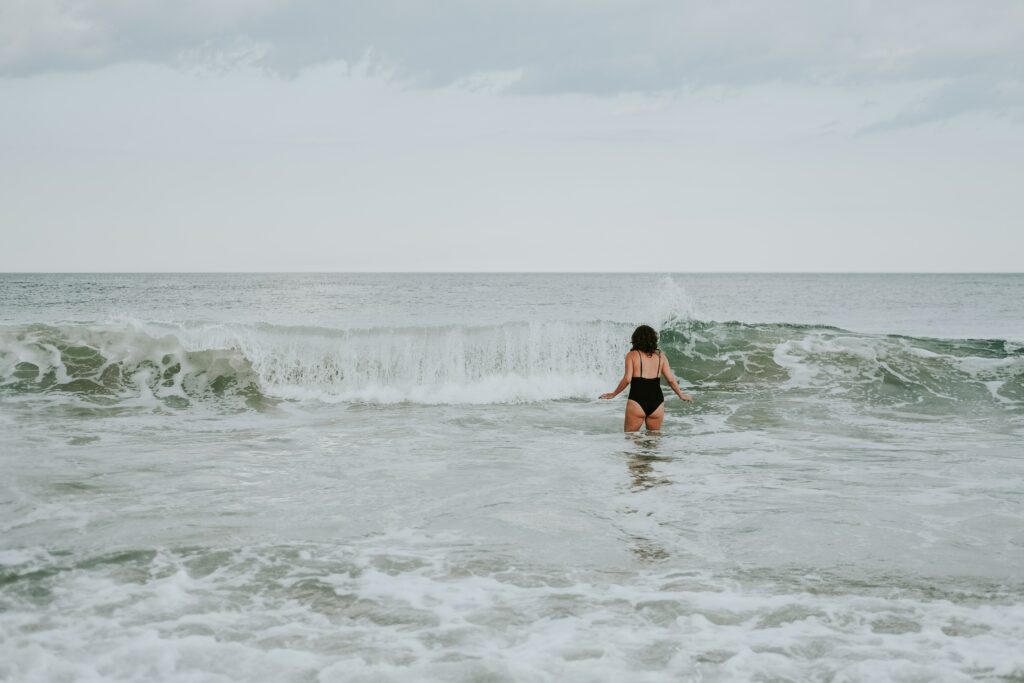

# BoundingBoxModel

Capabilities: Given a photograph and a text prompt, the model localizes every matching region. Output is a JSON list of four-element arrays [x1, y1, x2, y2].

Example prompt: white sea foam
[[168, 319, 629, 404], [771, 333, 881, 390], [2, 539, 1022, 683], [0, 319, 633, 405]]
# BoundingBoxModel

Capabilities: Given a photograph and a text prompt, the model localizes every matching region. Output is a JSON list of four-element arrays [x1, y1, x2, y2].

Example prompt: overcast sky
[[1, 0, 1022, 272]]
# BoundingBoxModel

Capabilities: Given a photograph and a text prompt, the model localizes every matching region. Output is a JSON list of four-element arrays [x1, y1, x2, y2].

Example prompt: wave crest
[[0, 320, 630, 407], [1, 319, 1021, 410]]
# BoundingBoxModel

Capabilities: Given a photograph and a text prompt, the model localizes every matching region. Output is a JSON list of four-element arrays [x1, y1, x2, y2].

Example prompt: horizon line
[[1, 270, 1022, 276]]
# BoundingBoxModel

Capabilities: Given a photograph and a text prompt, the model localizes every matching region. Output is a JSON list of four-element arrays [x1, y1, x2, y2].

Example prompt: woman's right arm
[[661, 353, 693, 402]]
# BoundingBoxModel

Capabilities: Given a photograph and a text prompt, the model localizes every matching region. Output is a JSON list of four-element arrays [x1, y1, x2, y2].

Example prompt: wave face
[[1, 319, 1022, 410], [663, 321, 1024, 411], [0, 320, 627, 408]]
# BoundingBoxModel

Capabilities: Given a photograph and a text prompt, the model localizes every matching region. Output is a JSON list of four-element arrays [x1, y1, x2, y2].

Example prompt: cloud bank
[[2, 1, 1022, 96], [2, 1, 1022, 272]]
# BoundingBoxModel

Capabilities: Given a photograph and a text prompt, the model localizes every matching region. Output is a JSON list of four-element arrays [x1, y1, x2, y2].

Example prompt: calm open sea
[[2, 273, 1022, 682]]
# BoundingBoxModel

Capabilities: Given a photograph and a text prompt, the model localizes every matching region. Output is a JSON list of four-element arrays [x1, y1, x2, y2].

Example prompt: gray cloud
[[857, 75, 1024, 135], [2, 0, 1023, 125]]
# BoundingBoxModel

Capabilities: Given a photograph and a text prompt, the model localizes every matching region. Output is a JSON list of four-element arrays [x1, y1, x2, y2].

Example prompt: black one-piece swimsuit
[[627, 351, 664, 416]]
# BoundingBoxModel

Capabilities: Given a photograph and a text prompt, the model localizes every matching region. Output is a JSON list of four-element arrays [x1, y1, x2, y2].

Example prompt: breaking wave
[[1, 319, 1021, 410]]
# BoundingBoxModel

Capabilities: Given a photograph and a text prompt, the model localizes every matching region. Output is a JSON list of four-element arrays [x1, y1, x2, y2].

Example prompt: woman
[[600, 325, 692, 432]]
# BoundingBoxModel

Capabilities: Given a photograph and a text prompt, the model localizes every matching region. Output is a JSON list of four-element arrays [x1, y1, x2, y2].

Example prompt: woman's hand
[[678, 392, 693, 402], [599, 392, 616, 400]]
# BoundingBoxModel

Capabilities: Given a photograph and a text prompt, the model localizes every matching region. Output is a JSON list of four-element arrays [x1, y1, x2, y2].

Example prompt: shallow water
[[1, 273, 1023, 682]]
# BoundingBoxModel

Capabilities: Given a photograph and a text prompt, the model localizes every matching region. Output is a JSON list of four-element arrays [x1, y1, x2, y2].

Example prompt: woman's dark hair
[[631, 325, 659, 355]]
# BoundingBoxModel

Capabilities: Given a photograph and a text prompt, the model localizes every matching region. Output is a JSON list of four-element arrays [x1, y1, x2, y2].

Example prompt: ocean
[[1, 273, 1022, 682]]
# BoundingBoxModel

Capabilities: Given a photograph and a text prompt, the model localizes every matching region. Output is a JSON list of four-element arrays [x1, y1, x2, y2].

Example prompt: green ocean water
[[1, 273, 1022, 682]]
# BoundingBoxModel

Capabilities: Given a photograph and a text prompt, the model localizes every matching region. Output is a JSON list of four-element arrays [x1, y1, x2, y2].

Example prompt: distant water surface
[[1, 273, 1022, 682]]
